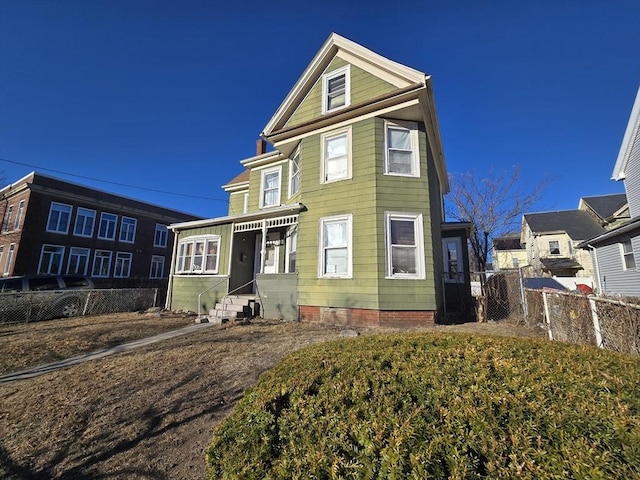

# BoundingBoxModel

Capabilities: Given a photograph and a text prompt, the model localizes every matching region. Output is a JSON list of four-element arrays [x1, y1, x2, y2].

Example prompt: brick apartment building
[[0, 172, 201, 287]]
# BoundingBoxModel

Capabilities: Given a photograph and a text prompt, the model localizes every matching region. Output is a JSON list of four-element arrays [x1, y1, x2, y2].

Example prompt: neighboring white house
[[578, 87, 640, 297]]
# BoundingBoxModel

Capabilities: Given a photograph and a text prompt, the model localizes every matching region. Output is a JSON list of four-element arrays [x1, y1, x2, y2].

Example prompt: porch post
[[260, 219, 268, 274]]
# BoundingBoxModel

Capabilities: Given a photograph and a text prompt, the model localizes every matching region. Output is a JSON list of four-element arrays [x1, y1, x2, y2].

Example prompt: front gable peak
[[262, 33, 427, 137]]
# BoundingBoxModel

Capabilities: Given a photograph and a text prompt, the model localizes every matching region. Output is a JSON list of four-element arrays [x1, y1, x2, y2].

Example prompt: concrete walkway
[[0, 322, 215, 383]]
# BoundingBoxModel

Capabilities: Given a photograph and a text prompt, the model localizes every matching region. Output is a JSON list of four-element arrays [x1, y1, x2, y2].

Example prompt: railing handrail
[[197, 277, 229, 319], [222, 279, 263, 319]]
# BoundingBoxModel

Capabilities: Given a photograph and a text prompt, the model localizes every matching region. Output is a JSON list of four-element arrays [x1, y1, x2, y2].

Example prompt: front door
[[255, 233, 280, 275]]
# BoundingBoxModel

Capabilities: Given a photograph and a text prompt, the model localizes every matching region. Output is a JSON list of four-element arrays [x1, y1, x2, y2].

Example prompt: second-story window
[[154, 224, 168, 248], [46, 202, 72, 234], [74, 208, 96, 237], [13, 200, 24, 230], [289, 147, 301, 197], [549, 240, 560, 255], [260, 166, 281, 208], [322, 128, 351, 183], [621, 239, 636, 270], [385, 120, 419, 177], [120, 217, 137, 243], [98, 213, 118, 240], [2, 205, 13, 232], [322, 65, 350, 114]]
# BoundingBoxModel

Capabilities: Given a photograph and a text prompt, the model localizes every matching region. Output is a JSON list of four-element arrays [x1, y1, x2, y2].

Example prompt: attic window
[[322, 65, 350, 114]]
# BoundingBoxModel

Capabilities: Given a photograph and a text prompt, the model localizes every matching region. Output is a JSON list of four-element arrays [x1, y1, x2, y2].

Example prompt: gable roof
[[580, 193, 628, 220], [262, 33, 426, 137], [612, 86, 640, 181], [523, 210, 606, 241]]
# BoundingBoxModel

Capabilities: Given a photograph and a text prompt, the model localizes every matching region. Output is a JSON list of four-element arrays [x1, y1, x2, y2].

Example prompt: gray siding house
[[579, 87, 640, 297]]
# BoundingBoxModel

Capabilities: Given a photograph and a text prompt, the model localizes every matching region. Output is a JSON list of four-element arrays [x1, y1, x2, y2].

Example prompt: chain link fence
[[471, 270, 525, 323], [0, 288, 161, 325]]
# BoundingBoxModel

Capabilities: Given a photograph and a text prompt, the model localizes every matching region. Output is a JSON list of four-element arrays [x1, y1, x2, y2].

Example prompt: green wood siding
[[285, 57, 397, 129], [228, 191, 246, 216]]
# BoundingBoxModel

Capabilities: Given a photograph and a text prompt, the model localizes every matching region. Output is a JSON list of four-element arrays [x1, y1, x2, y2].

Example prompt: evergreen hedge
[[206, 333, 640, 479]]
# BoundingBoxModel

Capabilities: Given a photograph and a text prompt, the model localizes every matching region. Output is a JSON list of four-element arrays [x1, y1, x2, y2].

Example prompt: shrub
[[206, 333, 640, 479]]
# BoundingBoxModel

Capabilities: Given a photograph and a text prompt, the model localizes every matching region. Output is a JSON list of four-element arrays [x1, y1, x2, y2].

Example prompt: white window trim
[[443, 237, 464, 284], [321, 127, 352, 184], [285, 226, 297, 274], [3, 204, 13, 232], [38, 244, 64, 275], [114, 252, 133, 278], [67, 247, 91, 275], [322, 65, 350, 114], [4, 243, 16, 275], [288, 146, 301, 198], [149, 255, 165, 279], [549, 240, 561, 256], [318, 214, 352, 279], [92, 250, 113, 278], [176, 235, 221, 274], [98, 212, 118, 240], [74, 207, 96, 238], [13, 200, 24, 230], [384, 120, 420, 177], [46, 202, 72, 234], [154, 224, 168, 248], [119, 216, 137, 243], [259, 165, 282, 209], [620, 240, 636, 271], [385, 212, 425, 279]]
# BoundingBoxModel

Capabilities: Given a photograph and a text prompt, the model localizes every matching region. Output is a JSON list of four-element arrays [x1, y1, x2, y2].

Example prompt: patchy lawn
[[0, 314, 541, 479]]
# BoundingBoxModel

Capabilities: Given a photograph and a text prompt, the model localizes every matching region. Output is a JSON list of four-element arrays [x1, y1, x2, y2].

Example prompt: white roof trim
[[612, 86, 640, 181], [262, 33, 426, 137]]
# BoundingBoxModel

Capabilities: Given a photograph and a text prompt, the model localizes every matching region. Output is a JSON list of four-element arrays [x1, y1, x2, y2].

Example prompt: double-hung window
[[149, 255, 165, 279], [114, 252, 132, 277], [322, 128, 351, 183], [13, 200, 24, 230], [260, 166, 281, 208], [67, 247, 90, 275], [119, 217, 137, 243], [385, 120, 420, 177], [621, 239, 636, 270], [319, 215, 352, 278], [74, 208, 96, 237], [4, 243, 15, 275], [154, 224, 168, 248], [322, 65, 350, 113], [289, 147, 301, 197], [47, 202, 72, 234], [92, 250, 112, 277], [549, 240, 560, 255], [385, 213, 425, 279], [286, 227, 297, 273], [38, 244, 64, 275], [98, 213, 118, 240], [176, 236, 220, 274], [2, 205, 13, 232]]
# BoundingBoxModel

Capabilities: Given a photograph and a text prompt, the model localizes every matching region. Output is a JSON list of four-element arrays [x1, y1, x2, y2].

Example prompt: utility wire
[[0, 157, 229, 202]]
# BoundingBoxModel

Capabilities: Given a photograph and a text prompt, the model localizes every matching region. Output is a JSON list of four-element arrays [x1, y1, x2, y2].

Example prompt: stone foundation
[[300, 305, 436, 328]]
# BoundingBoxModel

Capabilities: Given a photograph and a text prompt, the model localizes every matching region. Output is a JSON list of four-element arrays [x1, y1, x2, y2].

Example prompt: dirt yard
[[0, 312, 543, 479]]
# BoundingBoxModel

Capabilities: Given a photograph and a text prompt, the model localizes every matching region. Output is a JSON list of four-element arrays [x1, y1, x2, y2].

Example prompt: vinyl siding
[[228, 191, 247, 216], [594, 234, 640, 297], [285, 56, 397, 129], [624, 131, 640, 217]]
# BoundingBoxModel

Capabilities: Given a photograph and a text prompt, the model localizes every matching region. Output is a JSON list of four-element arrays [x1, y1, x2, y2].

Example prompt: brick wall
[[300, 305, 436, 328]]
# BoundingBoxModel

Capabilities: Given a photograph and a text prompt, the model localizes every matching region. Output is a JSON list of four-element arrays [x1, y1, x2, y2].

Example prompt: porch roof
[[168, 203, 305, 231]]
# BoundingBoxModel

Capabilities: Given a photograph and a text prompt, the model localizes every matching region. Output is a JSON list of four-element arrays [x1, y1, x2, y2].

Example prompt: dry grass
[[0, 314, 540, 479]]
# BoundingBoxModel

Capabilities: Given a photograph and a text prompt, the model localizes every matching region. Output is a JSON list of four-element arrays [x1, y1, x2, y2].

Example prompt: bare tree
[[446, 165, 550, 272]]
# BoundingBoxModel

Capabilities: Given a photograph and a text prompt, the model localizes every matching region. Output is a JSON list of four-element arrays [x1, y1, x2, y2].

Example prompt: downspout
[[587, 244, 603, 294], [165, 229, 180, 309]]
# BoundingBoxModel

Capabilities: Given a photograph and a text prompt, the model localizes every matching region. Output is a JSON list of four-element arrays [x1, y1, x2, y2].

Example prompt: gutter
[[586, 244, 603, 294]]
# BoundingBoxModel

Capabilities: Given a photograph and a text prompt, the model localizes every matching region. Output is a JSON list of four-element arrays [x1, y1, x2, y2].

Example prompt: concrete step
[[214, 302, 245, 312]]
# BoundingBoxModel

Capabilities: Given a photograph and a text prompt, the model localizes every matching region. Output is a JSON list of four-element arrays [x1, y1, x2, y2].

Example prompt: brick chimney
[[256, 138, 267, 155]]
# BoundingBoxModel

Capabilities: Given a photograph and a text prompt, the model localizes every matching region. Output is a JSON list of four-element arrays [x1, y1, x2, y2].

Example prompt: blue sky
[[1, 0, 638, 219]]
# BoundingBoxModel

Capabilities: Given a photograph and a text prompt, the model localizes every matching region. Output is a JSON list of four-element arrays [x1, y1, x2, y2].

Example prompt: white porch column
[[260, 219, 268, 274]]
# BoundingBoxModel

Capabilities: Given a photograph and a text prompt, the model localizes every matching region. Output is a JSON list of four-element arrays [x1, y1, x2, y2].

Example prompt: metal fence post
[[83, 291, 92, 316], [589, 297, 603, 348], [542, 291, 553, 341]]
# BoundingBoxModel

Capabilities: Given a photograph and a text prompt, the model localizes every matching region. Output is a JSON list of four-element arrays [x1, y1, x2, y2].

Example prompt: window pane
[[392, 246, 417, 274], [325, 248, 348, 274], [388, 151, 412, 174], [264, 172, 278, 189], [391, 219, 416, 246], [205, 241, 218, 271], [389, 127, 411, 150], [326, 135, 347, 159], [324, 221, 347, 247]]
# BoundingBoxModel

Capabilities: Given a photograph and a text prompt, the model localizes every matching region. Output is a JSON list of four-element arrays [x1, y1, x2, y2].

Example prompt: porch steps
[[208, 295, 257, 322]]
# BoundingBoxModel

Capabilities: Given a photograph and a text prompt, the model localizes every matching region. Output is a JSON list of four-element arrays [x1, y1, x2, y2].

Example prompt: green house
[[166, 33, 472, 327]]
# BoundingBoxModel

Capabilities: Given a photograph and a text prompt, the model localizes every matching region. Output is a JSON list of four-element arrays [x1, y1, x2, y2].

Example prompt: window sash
[[150, 255, 165, 278], [319, 216, 351, 278], [323, 131, 349, 182], [260, 167, 281, 208], [176, 236, 220, 274], [622, 240, 636, 270], [47, 203, 72, 233], [13, 201, 24, 230], [67, 247, 90, 275], [386, 215, 424, 278], [74, 208, 96, 237], [4, 244, 15, 275], [322, 66, 349, 113], [3, 205, 13, 232], [92, 250, 112, 277], [385, 121, 418, 176], [549, 241, 560, 255], [98, 213, 118, 240], [120, 217, 137, 243], [114, 252, 132, 277], [154, 224, 168, 247], [289, 149, 301, 197], [38, 245, 64, 275]]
